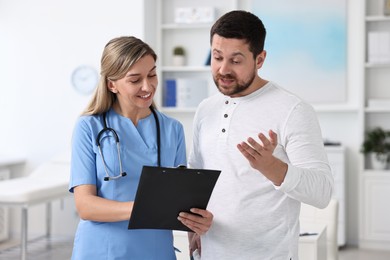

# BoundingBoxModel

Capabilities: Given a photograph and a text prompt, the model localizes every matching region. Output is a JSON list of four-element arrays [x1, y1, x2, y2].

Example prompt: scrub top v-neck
[[69, 108, 186, 260]]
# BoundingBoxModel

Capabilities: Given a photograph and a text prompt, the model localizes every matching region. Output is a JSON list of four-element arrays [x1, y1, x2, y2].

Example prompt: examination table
[[0, 158, 70, 260]]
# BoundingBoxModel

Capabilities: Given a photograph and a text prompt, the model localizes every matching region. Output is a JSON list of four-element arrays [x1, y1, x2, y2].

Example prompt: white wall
[[0, 0, 365, 247], [0, 0, 146, 238], [0, 0, 145, 172]]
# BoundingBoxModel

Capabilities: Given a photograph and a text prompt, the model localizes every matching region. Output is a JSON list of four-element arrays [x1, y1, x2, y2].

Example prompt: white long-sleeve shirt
[[188, 81, 333, 260]]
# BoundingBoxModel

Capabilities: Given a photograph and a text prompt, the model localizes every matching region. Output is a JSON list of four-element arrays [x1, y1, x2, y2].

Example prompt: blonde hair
[[82, 36, 157, 115]]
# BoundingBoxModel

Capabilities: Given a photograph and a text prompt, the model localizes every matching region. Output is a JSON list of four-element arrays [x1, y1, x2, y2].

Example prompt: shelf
[[161, 66, 210, 72], [365, 62, 390, 68], [365, 107, 390, 112], [160, 107, 197, 113], [362, 169, 390, 174], [160, 105, 359, 114], [365, 15, 390, 22], [313, 104, 359, 113], [161, 23, 212, 30]]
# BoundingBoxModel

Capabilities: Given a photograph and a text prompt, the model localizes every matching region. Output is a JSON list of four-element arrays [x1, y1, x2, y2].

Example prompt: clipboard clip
[[177, 165, 203, 175], [162, 165, 187, 173]]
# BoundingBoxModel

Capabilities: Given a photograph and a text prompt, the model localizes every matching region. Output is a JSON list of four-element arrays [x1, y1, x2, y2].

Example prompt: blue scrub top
[[69, 108, 187, 260]]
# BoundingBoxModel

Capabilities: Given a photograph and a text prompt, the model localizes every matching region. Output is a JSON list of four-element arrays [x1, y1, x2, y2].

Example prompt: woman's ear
[[107, 80, 118, 93]]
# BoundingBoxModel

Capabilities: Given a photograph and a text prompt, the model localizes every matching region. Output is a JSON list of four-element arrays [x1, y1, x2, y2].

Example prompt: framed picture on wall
[[252, 0, 347, 104]]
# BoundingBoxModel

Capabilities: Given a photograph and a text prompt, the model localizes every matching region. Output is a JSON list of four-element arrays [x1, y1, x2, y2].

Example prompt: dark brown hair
[[210, 10, 266, 59]]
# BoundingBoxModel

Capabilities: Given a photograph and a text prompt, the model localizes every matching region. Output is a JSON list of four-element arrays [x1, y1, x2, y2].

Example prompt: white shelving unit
[[359, 0, 390, 250], [150, 0, 368, 248], [154, 0, 251, 111], [154, 0, 249, 151], [360, 170, 390, 250], [325, 146, 346, 247]]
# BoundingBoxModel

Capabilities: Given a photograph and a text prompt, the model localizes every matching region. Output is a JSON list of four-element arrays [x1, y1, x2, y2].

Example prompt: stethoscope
[[96, 106, 161, 181]]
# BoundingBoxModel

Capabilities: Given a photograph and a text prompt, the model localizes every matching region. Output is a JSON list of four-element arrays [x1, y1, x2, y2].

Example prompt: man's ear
[[256, 50, 267, 69]]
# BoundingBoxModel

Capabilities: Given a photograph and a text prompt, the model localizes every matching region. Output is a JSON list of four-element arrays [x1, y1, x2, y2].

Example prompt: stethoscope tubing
[[96, 106, 161, 181]]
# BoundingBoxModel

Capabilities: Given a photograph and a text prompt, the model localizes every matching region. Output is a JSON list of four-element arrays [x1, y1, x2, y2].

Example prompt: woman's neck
[[112, 102, 151, 126]]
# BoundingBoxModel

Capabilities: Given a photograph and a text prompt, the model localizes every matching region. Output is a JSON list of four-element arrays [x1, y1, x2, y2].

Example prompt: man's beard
[[213, 71, 256, 97]]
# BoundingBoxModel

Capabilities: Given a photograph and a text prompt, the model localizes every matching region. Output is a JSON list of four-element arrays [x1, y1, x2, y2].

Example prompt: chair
[[0, 158, 70, 260], [300, 198, 339, 260]]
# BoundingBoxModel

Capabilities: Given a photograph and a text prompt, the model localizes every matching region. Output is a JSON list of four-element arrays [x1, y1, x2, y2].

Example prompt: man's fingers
[[178, 209, 213, 235]]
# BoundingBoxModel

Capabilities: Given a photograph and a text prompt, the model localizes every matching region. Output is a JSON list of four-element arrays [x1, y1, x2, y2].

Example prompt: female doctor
[[69, 36, 213, 259]]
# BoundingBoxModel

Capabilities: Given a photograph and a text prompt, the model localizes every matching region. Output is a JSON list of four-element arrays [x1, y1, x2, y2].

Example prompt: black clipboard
[[128, 165, 221, 232]]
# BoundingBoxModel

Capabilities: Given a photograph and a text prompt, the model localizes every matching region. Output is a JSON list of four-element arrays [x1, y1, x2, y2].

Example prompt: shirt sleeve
[[69, 117, 97, 193], [174, 121, 187, 167], [276, 102, 334, 209]]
